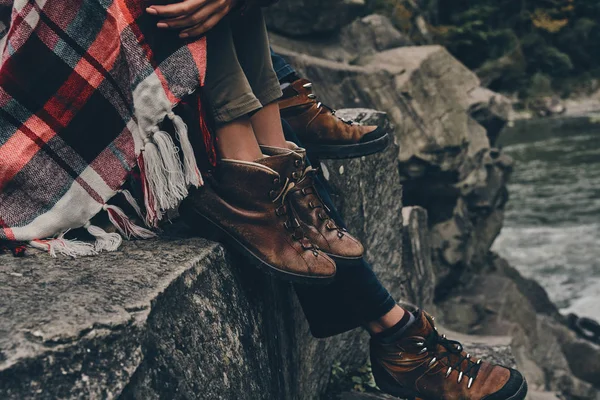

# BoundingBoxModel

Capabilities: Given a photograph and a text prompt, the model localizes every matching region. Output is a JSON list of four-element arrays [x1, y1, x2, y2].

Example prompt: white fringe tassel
[[30, 233, 97, 258], [104, 204, 157, 239], [152, 128, 188, 208], [85, 222, 122, 252], [169, 112, 203, 188], [141, 137, 171, 213], [119, 189, 145, 221]]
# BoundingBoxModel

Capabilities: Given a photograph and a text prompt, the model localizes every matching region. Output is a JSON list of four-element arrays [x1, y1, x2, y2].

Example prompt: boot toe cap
[[358, 125, 387, 143], [482, 368, 527, 400], [325, 233, 364, 260]]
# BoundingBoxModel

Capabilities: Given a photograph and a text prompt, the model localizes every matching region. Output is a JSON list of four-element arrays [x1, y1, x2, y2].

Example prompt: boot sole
[[305, 132, 391, 160], [374, 360, 528, 400], [506, 378, 528, 400], [378, 380, 528, 400], [323, 252, 363, 263], [180, 206, 336, 285]]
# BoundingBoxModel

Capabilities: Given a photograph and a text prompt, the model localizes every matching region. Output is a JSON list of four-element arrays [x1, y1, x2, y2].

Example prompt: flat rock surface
[[0, 236, 217, 368]]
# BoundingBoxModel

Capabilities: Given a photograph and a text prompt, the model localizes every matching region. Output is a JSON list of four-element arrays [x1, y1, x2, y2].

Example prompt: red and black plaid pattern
[[0, 0, 206, 242]]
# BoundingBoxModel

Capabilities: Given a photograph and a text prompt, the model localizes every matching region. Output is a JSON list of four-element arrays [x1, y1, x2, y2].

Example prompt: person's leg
[[274, 120, 404, 337], [281, 122, 527, 400], [183, 13, 336, 283], [229, 9, 286, 148], [202, 15, 263, 161]]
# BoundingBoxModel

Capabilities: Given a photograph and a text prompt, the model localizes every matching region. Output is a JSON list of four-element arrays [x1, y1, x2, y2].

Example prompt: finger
[[180, 11, 226, 38], [146, 0, 207, 18], [159, 1, 223, 29]]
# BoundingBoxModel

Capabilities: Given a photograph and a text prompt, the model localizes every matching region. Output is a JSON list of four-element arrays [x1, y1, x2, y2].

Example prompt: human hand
[[146, 0, 238, 39]]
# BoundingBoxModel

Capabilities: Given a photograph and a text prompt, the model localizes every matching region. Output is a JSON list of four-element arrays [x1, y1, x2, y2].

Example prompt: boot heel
[[371, 360, 418, 399]]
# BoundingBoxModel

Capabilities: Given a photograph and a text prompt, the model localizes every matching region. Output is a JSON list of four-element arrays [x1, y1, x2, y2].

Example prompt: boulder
[[268, 14, 409, 65], [401, 206, 435, 308], [339, 15, 413, 61], [467, 87, 513, 146], [436, 272, 600, 399], [264, 0, 365, 36], [0, 111, 414, 400]]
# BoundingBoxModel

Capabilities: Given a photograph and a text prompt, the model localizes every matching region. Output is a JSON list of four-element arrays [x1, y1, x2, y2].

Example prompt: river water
[[493, 116, 600, 321]]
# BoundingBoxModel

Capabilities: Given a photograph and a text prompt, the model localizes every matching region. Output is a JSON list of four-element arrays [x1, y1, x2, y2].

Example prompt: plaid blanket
[[0, 0, 208, 256]]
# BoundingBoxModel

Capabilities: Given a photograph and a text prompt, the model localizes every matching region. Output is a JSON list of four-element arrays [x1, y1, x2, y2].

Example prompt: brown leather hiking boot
[[370, 310, 528, 400], [260, 143, 364, 261], [179, 158, 336, 284], [279, 78, 390, 159]]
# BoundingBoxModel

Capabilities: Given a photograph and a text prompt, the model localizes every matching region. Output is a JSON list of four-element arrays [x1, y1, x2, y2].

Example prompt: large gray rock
[[0, 110, 415, 400], [339, 15, 413, 61], [401, 206, 435, 309], [467, 87, 513, 146], [1, 234, 365, 400], [436, 271, 600, 399], [264, 0, 365, 36], [268, 14, 409, 65]]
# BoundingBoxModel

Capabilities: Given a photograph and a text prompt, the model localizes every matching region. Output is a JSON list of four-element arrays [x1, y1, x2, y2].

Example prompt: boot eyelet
[[291, 172, 299, 179], [326, 222, 336, 230], [337, 231, 344, 238], [308, 201, 315, 209], [294, 159, 302, 167], [312, 250, 319, 257], [269, 190, 277, 199], [275, 206, 286, 216], [273, 178, 280, 185], [318, 212, 327, 221]]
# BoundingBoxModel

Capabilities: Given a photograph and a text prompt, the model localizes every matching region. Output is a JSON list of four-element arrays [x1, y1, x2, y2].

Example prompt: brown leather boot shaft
[[370, 310, 527, 400], [279, 79, 378, 145], [259, 144, 364, 260], [180, 159, 336, 284]]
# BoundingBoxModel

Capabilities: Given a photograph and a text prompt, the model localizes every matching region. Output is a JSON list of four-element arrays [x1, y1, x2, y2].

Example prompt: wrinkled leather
[[279, 78, 377, 145], [182, 159, 336, 279], [260, 144, 364, 259], [371, 311, 517, 400]]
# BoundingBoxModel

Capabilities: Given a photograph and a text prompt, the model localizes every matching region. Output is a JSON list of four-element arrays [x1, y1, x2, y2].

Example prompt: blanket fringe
[[169, 112, 203, 188], [105, 204, 156, 239], [137, 153, 161, 227], [140, 136, 171, 213], [152, 127, 187, 207], [119, 189, 145, 221], [30, 234, 97, 257], [85, 222, 122, 252]]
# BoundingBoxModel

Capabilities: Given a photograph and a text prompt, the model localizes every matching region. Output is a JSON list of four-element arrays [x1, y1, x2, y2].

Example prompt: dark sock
[[373, 311, 416, 344]]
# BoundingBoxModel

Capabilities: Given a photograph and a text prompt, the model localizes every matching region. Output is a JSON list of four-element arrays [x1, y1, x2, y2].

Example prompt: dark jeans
[[279, 118, 395, 337], [270, 49, 296, 83]]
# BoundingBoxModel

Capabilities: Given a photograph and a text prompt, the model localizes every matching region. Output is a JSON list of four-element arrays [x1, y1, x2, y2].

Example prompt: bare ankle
[[216, 118, 263, 162]]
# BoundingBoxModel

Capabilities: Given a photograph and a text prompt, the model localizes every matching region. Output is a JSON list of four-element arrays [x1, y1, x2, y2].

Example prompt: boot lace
[[420, 325, 483, 389], [302, 82, 353, 125], [271, 177, 319, 256], [295, 166, 347, 239]]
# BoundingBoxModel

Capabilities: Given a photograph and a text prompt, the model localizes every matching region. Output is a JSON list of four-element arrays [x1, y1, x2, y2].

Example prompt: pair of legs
[[199, 15, 527, 399], [204, 8, 285, 161], [203, 7, 405, 336]]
